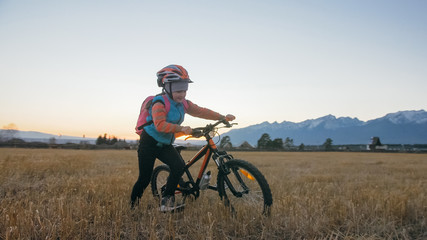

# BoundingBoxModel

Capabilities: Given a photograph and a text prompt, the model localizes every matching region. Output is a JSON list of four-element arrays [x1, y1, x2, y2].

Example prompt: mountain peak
[[300, 114, 358, 129], [383, 110, 427, 124], [223, 109, 427, 145]]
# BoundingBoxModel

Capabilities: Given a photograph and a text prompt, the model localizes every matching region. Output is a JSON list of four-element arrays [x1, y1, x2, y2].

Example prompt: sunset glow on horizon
[[1, 1, 426, 141]]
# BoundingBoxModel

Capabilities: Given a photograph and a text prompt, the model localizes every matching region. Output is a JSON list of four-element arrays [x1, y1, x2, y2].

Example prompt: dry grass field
[[1, 148, 426, 239]]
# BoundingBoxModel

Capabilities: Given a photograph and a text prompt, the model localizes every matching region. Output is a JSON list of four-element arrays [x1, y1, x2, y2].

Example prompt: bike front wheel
[[217, 159, 272, 216]]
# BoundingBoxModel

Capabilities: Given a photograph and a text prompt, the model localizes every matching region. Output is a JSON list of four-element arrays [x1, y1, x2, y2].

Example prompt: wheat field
[[0, 148, 426, 239]]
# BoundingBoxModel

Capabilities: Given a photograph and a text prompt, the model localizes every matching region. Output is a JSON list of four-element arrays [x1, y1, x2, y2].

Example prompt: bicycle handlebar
[[191, 119, 237, 138]]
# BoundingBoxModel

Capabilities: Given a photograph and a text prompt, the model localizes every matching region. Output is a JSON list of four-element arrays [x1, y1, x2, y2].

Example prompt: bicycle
[[150, 119, 273, 216]]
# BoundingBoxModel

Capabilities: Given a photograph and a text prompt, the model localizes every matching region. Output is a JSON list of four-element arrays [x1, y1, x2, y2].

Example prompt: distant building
[[368, 137, 388, 151], [239, 141, 254, 150]]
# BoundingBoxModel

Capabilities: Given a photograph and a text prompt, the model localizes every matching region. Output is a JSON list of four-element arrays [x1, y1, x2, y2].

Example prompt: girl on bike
[[131, 64, 235, 211]]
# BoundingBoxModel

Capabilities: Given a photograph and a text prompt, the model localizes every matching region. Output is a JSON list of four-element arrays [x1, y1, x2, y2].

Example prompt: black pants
[[130, 131, 185, 206]]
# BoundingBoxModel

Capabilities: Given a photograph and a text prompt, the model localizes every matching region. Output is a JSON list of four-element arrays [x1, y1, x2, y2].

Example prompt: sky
[[1, 0, 426, 141]]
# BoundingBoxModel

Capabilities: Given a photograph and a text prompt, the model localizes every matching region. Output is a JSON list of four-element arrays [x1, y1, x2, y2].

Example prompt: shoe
[[159, 195, 185, 212]]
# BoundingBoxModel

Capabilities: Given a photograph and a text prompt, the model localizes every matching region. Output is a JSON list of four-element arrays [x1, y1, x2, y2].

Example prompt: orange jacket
[[151, 100, 224, 138]]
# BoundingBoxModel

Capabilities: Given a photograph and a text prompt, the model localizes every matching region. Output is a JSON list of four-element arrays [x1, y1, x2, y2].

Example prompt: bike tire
[[150, 164, 186, 206], [217, 159, 272, 216]]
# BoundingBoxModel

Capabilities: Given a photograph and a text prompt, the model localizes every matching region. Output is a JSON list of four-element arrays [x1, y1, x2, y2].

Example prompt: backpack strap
[[162, 94, 171, 112], [157, 94, 187, 112], [182, 99, 189, 113], [137, 94, 170, 131], [150, 94, 170, 110], [137, 95, 187, 131]]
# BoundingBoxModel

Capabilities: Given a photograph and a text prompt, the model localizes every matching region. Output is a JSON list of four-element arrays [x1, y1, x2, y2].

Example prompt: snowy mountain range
[[222, 110, 427, 146], [2, 110, 426, 146]]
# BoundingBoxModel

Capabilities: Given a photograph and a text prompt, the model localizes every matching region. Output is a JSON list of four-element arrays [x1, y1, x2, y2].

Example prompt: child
[[131, 64, 235, 211]]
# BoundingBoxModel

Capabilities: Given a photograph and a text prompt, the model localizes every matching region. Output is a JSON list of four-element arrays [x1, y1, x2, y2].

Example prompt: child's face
[[172, 90, 187, 103]]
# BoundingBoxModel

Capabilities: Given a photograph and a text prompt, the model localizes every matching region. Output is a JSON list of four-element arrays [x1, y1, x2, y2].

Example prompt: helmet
[[156, 64, 193, 87]]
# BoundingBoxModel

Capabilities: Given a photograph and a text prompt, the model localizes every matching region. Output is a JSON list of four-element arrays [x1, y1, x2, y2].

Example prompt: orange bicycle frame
[[182, 137, 219, 186]]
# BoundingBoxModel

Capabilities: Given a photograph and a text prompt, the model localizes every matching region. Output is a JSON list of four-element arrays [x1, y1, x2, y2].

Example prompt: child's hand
[[181, 126, 192, 135], [225, 114, 235, 122]]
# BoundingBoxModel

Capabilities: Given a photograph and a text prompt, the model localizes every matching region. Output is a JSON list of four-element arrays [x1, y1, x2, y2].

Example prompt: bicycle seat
[[173, 144, 187, 153]]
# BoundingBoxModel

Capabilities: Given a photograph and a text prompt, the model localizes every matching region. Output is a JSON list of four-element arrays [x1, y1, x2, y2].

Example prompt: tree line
[[220, 133, 334, 151], [96, 133, 127, 145]]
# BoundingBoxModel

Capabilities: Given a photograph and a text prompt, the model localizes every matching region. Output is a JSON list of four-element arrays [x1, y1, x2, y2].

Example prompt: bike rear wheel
[[151, 165, 186, 207], [217, 159, 272, 216]]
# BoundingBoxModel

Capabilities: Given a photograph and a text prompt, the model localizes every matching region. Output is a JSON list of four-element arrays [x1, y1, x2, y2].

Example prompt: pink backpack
[[135, 94, 189, 135]]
